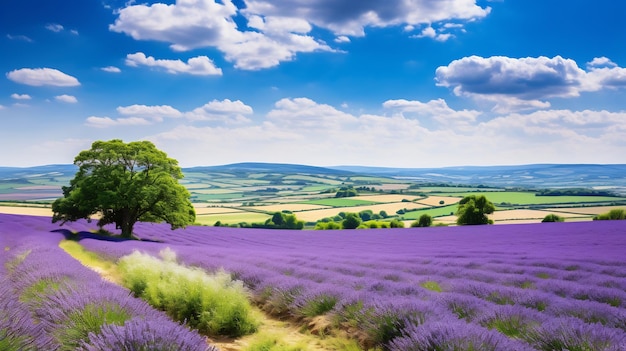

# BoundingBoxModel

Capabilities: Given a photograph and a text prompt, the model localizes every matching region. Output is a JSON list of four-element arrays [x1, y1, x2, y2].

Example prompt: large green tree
[[456, 195, 495, 225], [52, 139, 195, 238]]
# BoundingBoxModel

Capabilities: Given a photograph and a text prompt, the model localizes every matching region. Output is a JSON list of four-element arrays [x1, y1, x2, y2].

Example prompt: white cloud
[[6, 68, 80, 87], [117, 104, 183, 121], [101, 66, 121, 73], [144, 97, 626, 167], [111, 0, 333, 70], [334, 35, 351, 43], [46, 23, 64, 32], [110, 0, 485, 70], [55, 95, 78, 103], [436, 55, 626, 112], [11, 93, 31, 100], [86, 99, 252, 128], [125, 52, 222, 76], [7, 34, 33, 42], [0, 105, 5, 110], [587, 57, 617, 69], [243, 0, 490, 36], [383, 98, 480, 130], [413, 26, 452, 41], [85, 116, 151, 128], [185, 99, 253, 124]]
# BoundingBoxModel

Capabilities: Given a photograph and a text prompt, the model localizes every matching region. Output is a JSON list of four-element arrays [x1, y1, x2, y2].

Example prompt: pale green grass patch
[[118, 248, 258, 337]]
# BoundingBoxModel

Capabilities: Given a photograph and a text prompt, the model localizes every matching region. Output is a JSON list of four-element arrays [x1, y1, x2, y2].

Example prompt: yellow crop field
[[193, 206, 244, 215], [248, 204, 331, 212], [0, 206, 53, 217], [545, 206, 626, 216], [352, 194, 422, 203], [294, 202, 429, 222], [488, 209, 583, 221], [416, 196, 463, 206]]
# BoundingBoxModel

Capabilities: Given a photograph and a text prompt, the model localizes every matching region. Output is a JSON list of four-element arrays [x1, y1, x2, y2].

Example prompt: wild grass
[[59, 240, 121, 284], [54, 302, 131, 351], [244, 332, 307, 351], [117, 248, 258, 337]]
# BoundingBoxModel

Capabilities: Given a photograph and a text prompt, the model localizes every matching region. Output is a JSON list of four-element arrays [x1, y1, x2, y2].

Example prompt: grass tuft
[[118, 249, 258, 337]]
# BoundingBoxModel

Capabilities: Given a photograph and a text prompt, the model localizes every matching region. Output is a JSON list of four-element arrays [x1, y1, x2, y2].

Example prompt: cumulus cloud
[[7, 34, 33, 42], [110, 0, 486, 70], [586, 57, 617, 69], [101, 66, 121, 73], [85, 116, 151, 128], [11, 93, 31, 100], [125, 52, 223, 75], [117, 104, 183, 121], [147, 98, 626, 167], [85, 99, 252, 128], [46, 23, 64, 32], [186, 99, 253, 123], [334, 35, 350, 43], [55, 95, 78, 103], [436, 55, 626, 112], [383, 98, 481, 130], [111, 0, 333, 70], [6, 68, 80, 87], [243, 0, 490, 36], [413, 26, 452, 42]]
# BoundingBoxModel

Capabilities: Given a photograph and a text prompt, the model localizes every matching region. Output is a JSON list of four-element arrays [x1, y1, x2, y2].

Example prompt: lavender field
[[2, 212, 626, 350]]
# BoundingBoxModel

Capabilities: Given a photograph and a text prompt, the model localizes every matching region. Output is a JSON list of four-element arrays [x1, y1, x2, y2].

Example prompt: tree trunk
[[119, 211, 135, 239]]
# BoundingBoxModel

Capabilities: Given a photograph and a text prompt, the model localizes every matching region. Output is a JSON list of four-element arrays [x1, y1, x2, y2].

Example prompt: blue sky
[[1, 0, 625, 167]]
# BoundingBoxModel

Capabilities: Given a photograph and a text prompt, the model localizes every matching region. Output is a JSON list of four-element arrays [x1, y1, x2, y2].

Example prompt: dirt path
[[59, 240, 353, 351]]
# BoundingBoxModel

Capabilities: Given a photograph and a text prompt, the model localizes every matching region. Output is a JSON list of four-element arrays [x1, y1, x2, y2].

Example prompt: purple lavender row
[[0, 216, 213, 351], [4, 213, 626, 349]]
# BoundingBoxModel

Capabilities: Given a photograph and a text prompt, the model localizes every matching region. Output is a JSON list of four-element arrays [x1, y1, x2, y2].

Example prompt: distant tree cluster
[[593, 209, 626, 220], [536, 189, 617, 197], [215, 211, 304, 229], [411, 214, 433, 227], [314, 210, 403, 230], [542, 214, 565, 222], [335, 186, 358, 198], [456, 195, 495, 225]]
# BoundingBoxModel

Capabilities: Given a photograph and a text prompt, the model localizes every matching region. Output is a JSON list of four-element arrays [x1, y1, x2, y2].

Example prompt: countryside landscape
[[1, 158, 626, 350], [3, 0, 626, 350]]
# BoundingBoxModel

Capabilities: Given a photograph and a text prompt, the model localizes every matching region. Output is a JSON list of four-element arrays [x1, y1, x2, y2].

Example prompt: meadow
[[2, 212, 626, 350]]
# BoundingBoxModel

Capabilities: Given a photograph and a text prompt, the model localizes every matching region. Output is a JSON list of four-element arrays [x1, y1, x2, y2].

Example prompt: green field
[[445, 191, 626, 206], [400, 205, 458, 220], [303, 198, 379, 207], [195, 212, 271, 225]]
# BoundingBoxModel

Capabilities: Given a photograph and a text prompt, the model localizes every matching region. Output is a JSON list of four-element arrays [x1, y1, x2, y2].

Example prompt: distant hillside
[[331, 164, 626, 190], [1, 163, 625, 193], [0, 164, 77, 180], [185, 162, 352, 176]]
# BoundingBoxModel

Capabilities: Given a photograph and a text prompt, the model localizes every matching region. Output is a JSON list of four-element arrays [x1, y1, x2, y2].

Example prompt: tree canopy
[[52, 139, 195, 238], [456, 195, 495, 225], [342, 212, 362, 229]]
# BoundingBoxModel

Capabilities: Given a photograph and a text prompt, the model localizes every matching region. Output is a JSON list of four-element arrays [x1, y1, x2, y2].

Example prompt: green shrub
[[542, 214, 564, 222], [594, 208, 625, 220], [55, 303, 131, 351], [411, 214, 432, 227], [420, 281, 442, 292], [298, 294, 338, 318], [0, 331, 31, 351], [117, 249, 258, 337]]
